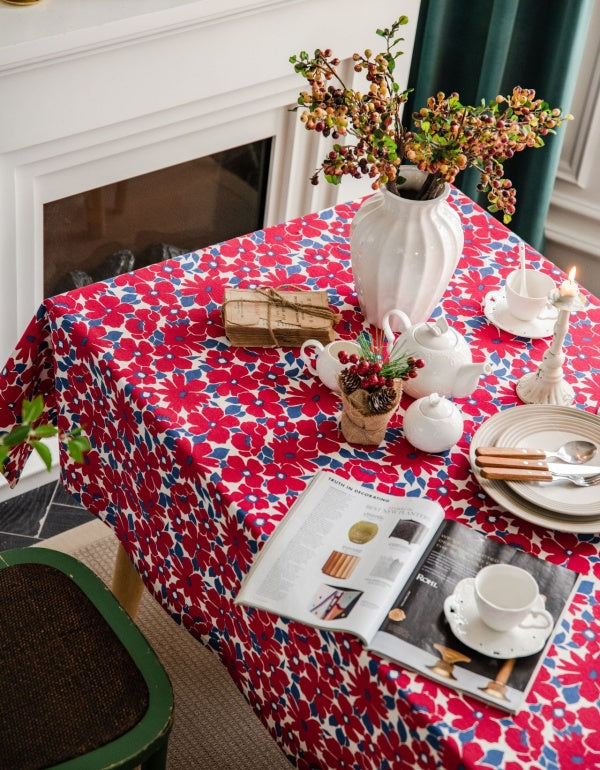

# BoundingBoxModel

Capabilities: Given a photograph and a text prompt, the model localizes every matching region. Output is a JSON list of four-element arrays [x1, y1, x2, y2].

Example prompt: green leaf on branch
[[22, 395, 44, 424], [324, 174, 341, 185], [3, 425, 31, 447], [33, 424, 59, 438], [31, 440, 52, 471], [68, 436, 91, 464]]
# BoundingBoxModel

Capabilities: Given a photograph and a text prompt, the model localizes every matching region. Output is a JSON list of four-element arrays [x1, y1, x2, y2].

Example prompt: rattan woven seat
[[0, 547, 173, 770]]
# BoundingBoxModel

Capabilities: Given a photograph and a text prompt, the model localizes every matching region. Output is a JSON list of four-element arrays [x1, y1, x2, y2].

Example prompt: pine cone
[[367, 386, 398, 414], [339, 369, 362, 394]]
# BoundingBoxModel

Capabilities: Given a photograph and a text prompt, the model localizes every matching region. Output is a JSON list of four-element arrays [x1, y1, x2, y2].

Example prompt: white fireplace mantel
[[0, 0, 418, 495], [0, 0, 418, 368]]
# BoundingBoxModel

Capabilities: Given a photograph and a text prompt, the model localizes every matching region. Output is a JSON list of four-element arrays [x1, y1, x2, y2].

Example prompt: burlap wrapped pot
[[339, 379, 402, 445]]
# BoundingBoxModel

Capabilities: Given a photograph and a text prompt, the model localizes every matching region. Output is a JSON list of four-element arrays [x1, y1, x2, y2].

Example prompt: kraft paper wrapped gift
[[222, 287, 337, 347]]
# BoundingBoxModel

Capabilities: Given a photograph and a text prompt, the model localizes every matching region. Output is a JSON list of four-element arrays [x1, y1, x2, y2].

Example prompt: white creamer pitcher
[[300, 339, 361, 393]]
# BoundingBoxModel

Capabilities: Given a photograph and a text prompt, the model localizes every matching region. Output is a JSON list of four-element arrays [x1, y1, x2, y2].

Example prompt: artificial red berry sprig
[[338, 331, 423, 396]]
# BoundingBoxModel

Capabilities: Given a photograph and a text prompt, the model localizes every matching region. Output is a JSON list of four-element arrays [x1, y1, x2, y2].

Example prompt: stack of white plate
[[470, 405, 600, 533]]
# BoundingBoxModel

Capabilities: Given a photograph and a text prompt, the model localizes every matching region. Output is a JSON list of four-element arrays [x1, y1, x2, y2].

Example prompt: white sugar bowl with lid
[[403, 393, 464, 453]]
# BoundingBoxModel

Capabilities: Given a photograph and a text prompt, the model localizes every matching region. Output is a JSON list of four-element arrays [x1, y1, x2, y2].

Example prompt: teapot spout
[[452, 361, 492, 398]]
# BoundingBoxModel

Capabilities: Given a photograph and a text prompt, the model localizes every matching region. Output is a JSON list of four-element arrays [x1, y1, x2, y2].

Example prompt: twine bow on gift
[[257, 286, 338, 342]]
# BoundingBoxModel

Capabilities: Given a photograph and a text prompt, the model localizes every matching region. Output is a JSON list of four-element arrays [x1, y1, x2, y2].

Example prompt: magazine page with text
[[236, 472, 445, 643]]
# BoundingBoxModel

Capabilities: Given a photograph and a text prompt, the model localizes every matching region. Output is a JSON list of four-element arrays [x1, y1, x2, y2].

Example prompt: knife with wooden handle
[[479, 467, 554, 482], [475, 456, 549, 469], [475, 446, 547, 459]]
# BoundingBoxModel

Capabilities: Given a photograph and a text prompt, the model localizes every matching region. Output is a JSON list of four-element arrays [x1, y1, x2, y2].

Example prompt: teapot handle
[[382, 309, 412, 353]]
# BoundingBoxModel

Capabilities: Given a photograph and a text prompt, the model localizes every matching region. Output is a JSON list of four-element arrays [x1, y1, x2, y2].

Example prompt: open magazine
[[236, 471, 580, 713]]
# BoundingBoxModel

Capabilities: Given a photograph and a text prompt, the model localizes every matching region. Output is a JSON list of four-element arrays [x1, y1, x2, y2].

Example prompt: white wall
[[546, 1, 600, 296]]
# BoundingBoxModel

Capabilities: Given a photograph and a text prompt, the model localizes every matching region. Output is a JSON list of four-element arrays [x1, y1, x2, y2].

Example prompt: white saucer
[[483, 289, 557, 339], [443, 578, 553, 659]]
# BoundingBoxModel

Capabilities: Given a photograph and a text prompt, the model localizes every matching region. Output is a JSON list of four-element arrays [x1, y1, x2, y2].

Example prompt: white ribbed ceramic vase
[[350, 167, 464, 328]]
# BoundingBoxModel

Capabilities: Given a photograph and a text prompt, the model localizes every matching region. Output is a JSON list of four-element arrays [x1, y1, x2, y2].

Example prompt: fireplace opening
[[43, 138, 272, 298]]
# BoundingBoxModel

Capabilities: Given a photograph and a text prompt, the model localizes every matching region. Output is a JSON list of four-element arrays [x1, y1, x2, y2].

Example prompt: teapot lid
[[413, 317, 460, 351], [418, 393, 456, 419]]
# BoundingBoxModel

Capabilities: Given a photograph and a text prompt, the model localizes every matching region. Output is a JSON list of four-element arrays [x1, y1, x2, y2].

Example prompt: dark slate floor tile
[[38, 503, 96, 540], [0, 532, 43, 552], [52, 481, 85, 509], [0, 481, 57, 537]]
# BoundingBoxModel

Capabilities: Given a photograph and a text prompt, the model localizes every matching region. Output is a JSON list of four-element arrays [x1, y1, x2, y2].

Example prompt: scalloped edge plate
[[470, 405, 600, 533]]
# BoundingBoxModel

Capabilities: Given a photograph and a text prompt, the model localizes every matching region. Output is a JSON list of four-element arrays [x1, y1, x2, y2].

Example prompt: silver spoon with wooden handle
[[475, 440, 597, 464]]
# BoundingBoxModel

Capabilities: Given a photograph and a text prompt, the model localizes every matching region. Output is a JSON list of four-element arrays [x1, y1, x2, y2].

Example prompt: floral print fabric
[[1, 191, 600, 769]]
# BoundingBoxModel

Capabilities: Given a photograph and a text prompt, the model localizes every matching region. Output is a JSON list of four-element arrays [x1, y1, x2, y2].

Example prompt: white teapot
[[382, 309, 490, 399]]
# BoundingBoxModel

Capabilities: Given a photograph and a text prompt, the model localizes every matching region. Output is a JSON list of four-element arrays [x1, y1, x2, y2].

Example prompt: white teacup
[[474, 564, 553, 633], [504, 269, 557, 322], [300, 339, 361, 393]]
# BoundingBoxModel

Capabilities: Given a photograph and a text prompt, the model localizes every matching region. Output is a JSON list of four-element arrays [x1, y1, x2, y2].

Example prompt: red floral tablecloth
[[2, 190, 600, 770]]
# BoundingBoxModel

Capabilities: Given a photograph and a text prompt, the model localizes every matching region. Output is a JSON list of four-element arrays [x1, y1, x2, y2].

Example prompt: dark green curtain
[[403, 0, 593, 251]]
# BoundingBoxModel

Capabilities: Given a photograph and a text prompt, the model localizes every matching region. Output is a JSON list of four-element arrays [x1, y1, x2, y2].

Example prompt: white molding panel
[[546, 2, 600, 295]]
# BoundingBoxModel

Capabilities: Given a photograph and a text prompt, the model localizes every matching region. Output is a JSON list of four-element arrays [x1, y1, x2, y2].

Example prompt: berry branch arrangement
[[338, 331, 424, 415], [290, 15, 573, 223]]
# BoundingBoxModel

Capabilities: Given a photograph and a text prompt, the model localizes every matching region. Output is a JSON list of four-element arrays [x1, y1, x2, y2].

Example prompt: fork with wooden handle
[[474, 456, 600, 485]]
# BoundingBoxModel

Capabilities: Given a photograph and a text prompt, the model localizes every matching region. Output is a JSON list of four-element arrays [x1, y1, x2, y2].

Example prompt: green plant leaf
[[33, 424, 59, 438], [0, 446, 9, 467], [67, 436, 91, 464], [31, 440, 52, 471], [22, 395, 44, 424], [3, 424, 31, 447]]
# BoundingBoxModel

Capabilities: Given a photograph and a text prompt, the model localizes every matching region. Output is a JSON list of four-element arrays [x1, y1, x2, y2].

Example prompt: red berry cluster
[[338, 350, 424, 390], [338, 351, 394, 390]]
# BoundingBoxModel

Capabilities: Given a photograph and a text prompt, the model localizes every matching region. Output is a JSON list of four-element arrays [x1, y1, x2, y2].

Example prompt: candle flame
[[568, 266, 576, 282]]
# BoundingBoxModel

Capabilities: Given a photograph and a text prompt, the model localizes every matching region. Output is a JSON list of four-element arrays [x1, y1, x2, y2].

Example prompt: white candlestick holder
[[516, 286, 587, 406]]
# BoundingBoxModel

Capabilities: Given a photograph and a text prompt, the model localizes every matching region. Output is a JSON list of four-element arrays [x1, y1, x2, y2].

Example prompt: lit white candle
[[559, 266, 578, 298]]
